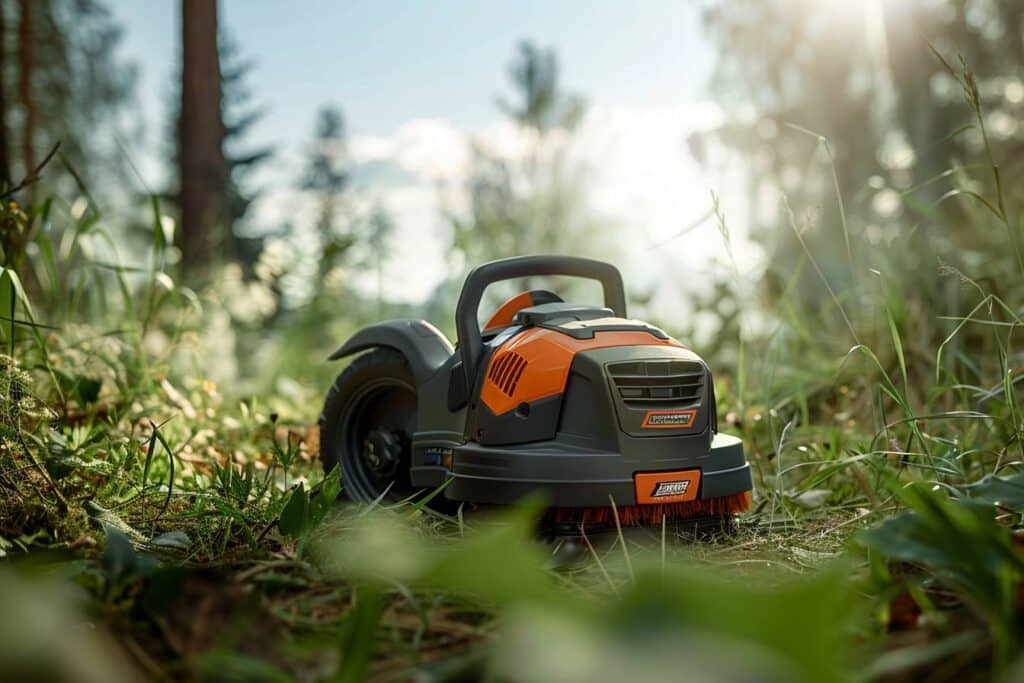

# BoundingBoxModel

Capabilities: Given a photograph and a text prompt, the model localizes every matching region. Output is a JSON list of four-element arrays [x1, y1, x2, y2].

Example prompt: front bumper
[[445, 432, 752, 508]]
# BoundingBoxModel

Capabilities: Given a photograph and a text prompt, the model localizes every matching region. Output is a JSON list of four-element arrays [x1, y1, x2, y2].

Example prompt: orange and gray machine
[[320, 255, 752, 528]]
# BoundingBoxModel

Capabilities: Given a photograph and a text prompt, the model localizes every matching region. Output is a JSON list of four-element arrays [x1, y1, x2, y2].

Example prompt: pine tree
[[450, 40, 605, 289], [4, 0, 136, 198], [301, 105, 351, 284], [171, 12, 272, 273], [364, 205, 394, 316], [178, 0, 225, 273], [220, 32, 273, 265], [496, 41, 585, 135]]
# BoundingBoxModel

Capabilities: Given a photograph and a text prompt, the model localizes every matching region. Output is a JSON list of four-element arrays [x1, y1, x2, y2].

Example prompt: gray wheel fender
[[328, 319, 454, 384]]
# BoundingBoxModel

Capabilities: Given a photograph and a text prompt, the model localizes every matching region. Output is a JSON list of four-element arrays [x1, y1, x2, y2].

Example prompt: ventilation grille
[[488, 351, 528, 397], [607, 360, 704, 409]]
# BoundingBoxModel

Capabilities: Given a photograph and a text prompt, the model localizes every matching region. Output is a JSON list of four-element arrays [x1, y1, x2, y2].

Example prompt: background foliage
[[0, 0, 1022, 681]]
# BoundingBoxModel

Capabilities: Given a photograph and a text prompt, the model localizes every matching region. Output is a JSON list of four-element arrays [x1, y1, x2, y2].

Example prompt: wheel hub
[[363, 428, 404, 477]]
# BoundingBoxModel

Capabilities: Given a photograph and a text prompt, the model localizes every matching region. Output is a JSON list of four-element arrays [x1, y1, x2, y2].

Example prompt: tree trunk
[[0, 3, 11, 187], [179, 0, 224, 273], [16, 0, 34, 182]]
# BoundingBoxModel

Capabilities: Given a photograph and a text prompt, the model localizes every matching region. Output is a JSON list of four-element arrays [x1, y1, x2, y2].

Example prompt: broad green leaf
[[279, 485, 309, 538], [332, 585, 384, 683], [421, 496, 557, 607], [101, 526, 156, 582], [84, 500, 146, 545], [151, 531, 191, 552], [967, 473, 1024, 511], [309, 466, 342, 527]]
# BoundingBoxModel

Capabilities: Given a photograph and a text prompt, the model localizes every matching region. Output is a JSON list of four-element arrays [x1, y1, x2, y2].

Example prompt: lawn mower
[[319, 255, 752, 533]]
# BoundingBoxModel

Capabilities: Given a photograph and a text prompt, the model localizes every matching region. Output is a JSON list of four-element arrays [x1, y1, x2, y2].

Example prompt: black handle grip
[[455, 255, 627, 391]]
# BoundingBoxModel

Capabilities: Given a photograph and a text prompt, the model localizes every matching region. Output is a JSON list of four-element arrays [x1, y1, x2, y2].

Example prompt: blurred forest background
[[1, 1, 1023, 681], [2, 0, 1020, 400]]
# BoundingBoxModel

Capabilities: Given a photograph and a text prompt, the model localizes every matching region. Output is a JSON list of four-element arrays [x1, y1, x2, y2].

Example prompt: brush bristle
[[548, 491, 751, 527]]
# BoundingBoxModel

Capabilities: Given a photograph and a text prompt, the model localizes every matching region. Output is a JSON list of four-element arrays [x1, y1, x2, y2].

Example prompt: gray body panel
[[329, 319, 453, 384], [444, 343, 750, 506], [446, 432, 750, 507]]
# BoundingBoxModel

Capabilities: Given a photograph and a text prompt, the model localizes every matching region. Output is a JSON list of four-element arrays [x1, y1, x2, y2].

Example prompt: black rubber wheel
[[319, 348, 420, 503]]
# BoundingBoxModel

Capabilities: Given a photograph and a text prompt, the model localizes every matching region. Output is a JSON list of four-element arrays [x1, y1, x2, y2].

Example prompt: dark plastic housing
[[455, 255, 628, 393]]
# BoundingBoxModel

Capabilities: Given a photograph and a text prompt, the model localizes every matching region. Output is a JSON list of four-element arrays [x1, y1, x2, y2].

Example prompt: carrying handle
[[455, 255, 627, 392]]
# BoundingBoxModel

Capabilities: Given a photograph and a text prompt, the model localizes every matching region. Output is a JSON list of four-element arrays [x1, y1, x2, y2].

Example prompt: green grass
[[0, 56, 1023, 682]]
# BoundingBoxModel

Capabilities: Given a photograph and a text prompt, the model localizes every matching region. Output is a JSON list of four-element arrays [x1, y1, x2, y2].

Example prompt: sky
[[110, 1, 759, 318], [115, 1, 714, 138]]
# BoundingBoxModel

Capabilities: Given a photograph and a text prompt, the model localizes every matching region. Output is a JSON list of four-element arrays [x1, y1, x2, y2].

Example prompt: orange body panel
[[633, 469, 701, 504], [483, 291, 535, 331], [480, 327, 682, 415]]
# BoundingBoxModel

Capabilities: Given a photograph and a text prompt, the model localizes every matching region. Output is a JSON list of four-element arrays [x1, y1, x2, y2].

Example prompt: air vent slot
[[607, 360, 704, 409], [488, 351, 528, 397]]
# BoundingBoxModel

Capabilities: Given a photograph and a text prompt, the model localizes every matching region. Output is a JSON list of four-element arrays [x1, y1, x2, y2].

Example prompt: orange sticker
[[634, 469, 701, 504], [641, 409, 697, 429]]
